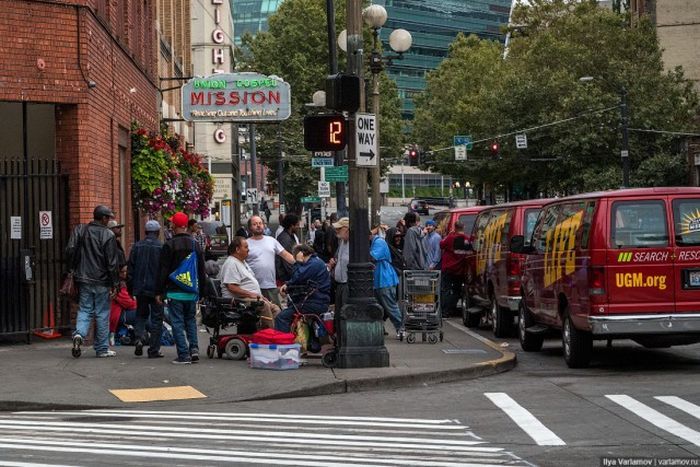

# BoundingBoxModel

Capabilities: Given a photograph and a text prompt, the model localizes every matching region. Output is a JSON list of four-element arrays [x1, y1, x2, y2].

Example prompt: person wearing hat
[[107, 219, 126, 268], [423, 219, 442, 270], [127, 220, 165, 358], [65, 205, 121, 358], [156, 212, 206, 364], [328, 217, 350, 311]]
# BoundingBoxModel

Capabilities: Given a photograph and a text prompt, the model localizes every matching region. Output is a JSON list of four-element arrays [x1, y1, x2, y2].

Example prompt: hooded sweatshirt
[[403, 225, 426, 270]]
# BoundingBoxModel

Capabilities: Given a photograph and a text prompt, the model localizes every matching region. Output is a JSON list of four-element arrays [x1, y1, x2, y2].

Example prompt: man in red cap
[[156, 212, 206, 364]]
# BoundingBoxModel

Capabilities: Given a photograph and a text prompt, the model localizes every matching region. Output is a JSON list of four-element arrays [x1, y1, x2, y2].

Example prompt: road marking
[[607, 395, 700, 446], [109, 385, 206, 402], [485, 392, 566, 446], [655, 396, 700, 421], [0, 462, 75, 467]]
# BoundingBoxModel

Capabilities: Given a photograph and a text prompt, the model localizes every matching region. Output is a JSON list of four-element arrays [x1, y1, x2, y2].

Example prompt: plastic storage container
[[249, 343, 301, 370]]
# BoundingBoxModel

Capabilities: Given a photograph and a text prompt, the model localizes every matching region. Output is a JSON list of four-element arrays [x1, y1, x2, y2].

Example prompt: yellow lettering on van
[[615, 273, 667, 291], [476, 212, 509, 276], [543, 210, 583, 287]]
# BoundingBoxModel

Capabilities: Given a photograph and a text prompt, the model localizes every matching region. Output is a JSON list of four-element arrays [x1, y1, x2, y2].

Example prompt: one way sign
[[355, 113, 377, 167]]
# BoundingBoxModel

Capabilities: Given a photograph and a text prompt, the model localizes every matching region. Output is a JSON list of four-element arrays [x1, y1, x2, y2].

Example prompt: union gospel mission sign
[[182, 72, 291, 122]]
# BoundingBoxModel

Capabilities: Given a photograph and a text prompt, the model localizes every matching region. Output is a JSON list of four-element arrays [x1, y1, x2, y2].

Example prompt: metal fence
[[0, 159, 70, 339]]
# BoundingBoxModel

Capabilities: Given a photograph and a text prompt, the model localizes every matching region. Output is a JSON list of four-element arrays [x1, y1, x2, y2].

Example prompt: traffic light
[[303, 114, 347, 151], [325, 73, 361, 112], [489, 140, 500, 157], [408, 147, 418, 166]]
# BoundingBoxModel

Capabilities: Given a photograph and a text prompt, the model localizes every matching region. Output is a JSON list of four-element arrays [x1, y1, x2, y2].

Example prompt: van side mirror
[[510, 235, 534, 254]]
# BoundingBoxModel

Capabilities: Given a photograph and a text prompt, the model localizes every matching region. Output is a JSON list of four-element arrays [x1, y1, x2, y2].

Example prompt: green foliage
[[238, 0, 403, 212], [414, 0, 699, 196]]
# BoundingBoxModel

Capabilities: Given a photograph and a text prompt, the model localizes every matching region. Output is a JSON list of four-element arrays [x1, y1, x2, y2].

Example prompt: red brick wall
[[0, 0, 160, 248]]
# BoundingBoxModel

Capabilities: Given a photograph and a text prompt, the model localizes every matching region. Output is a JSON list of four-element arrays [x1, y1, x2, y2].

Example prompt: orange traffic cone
[[33, 303, 62, 339]]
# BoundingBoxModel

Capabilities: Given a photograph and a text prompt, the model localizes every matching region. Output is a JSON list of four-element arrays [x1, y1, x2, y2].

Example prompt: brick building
[[0, 0, 159, 337]]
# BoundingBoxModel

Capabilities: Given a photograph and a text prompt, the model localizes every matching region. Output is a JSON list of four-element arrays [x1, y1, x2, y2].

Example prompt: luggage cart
[[402, 270, 442, 344]]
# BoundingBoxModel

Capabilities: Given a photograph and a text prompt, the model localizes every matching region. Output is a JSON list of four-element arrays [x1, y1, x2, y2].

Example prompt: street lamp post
[[361, 5, 412, 228], [579, 76, 630, 188]]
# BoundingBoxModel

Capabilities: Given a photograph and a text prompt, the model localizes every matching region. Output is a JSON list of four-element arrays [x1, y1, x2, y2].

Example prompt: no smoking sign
[[39, 211, 53, 240]]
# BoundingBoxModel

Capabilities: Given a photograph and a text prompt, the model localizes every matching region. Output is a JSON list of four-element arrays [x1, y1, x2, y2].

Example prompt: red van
[[513, 188, 700, 368], [433, 206, 487, 238], [463, 199, 551, 336]]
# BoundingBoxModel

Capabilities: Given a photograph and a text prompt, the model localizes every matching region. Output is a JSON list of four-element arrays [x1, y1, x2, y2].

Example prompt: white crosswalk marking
[[484, 393, 566, 446], [606, 395, 700, 447], [0, 410, 532, 467], [655, 396, 700, 421]]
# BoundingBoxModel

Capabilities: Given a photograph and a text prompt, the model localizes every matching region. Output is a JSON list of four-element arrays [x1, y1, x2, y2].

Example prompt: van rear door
[[607, 198, 675, 315], [671, 197, 700, 313]]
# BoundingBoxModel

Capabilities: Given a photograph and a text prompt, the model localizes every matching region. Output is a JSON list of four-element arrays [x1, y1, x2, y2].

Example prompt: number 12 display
[[303, 115, 347, 151]]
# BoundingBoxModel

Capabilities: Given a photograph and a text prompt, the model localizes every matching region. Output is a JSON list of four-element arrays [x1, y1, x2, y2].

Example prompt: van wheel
[[491, 295, 509, 338], [518, 300, 543, 351], [562, 311, 592, 368], [462, 295, 480, 328]]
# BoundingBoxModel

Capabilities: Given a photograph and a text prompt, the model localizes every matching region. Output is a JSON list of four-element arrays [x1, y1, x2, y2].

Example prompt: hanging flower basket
[[131, 123, 214, 218]]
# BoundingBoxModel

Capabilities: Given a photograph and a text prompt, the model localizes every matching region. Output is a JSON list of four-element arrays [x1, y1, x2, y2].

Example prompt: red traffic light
[[490, 141, 500, 154], [409, 150, 417, 158]]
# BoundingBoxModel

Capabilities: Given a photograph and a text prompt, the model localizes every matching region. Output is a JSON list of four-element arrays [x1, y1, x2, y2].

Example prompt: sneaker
[[71, 334, 83, 358], [108, 332, 115, 347], [171, 358, 192, 365], [134, 340, 143, 356], [190, 351, 199, 363], [147, 351, 165, 359], [97, 350, 117, 358]]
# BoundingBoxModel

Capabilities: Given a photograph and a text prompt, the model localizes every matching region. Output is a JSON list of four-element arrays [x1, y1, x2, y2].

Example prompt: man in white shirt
[[218, 236, 280, 329], [245, 215, 295, 309]]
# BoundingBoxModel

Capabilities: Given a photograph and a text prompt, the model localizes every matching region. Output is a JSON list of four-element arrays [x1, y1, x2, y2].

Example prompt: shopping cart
[[401, 270, 443, 344]]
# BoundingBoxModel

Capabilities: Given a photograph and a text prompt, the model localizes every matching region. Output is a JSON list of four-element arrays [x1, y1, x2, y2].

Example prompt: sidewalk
[[0, 319, 515, 411]]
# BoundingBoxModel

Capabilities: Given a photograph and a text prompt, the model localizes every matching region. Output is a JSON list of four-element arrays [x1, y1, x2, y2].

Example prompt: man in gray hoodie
[[402, 212, 426, 270]]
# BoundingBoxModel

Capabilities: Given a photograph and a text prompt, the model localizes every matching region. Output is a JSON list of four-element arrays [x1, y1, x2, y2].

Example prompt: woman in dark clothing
[[274, 244, 331, 333]]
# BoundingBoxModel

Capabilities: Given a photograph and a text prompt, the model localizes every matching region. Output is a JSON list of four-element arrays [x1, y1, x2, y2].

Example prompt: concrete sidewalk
[[0, 319, 515, 411]]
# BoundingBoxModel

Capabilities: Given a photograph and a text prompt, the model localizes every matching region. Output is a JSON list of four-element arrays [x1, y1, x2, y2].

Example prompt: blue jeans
[[135, 295, 164, 356], [74, 283, 111, 354], [168, 299, 198, 360], [375, 286, 403, 332], [275, 303, 325, 333]]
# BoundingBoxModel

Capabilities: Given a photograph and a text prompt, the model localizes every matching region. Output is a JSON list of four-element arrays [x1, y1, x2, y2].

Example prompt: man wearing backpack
[[156, 211, 206, 365], [65, 205, 120, 358]]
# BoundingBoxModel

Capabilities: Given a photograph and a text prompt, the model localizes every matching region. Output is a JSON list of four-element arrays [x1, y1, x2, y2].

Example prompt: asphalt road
[[1, 319, 698, 466]]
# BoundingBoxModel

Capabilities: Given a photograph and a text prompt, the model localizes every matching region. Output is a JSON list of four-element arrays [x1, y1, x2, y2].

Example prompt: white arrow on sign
[[355, 113, 377, 167]]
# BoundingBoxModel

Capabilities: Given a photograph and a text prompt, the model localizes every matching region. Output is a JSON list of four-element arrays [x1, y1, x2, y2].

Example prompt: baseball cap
[[425, 220, 436, 227], [332, 217, 349, 229], [145, 220, 161, 232], [171, 212, 189, 228], [107, 220, 124, 229]]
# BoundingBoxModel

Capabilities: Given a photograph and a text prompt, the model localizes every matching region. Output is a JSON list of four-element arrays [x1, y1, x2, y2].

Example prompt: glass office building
[[231, 0, 283, 46], [377, 0, 512, 120]]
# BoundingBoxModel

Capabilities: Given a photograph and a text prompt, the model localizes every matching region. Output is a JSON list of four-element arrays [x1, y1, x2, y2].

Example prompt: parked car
[[199, 221, 229, 259], [409, 199, 430, 215], [433, 206, 487, 238], [512, 187, 700, 368], [462, 199, 552, 336]]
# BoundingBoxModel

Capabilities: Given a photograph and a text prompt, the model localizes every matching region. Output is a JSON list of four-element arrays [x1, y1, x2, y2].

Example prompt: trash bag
[[292, 320, 310, 353]]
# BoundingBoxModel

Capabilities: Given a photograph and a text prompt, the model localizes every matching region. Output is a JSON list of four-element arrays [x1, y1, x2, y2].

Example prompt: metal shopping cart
[[401, 270, 442, 344]]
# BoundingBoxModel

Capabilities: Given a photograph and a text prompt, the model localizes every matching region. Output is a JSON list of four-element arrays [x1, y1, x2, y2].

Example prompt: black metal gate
[[0, 159, 70, 339]]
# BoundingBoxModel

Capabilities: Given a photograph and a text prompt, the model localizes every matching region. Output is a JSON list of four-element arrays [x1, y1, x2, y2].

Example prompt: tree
[[238, 0, 403, 213], [414, 0, 699, 197]]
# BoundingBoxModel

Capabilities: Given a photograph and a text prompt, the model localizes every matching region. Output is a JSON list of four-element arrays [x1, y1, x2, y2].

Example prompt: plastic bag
[[292, 320, 310, 353]]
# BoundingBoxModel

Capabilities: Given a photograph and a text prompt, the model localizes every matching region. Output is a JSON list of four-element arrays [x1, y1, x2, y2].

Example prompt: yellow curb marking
[[109, 385, 207, 403]]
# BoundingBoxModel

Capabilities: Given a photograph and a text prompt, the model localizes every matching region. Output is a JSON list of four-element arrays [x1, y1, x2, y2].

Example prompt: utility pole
[[370, 58, 381, 228], [277, 124, 284, 214], [249, 123, 259, 215], [620, 86, 630, 188], [337, 0, 389, 368]]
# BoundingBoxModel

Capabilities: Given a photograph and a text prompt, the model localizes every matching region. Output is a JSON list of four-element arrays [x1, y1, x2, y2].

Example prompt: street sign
[[313, 151, 333, 157], [515, 134, 528, 149], [301, 196, 321, 204], [355, 113, 377, 167], [246, 188, 258, 205], [318, 181, 331, 198], [324, 165, 348, 182], [620, 150, 629, 158], [454, 135, 473, 150], [380, 178, 389, 194], [312, 157, 335, 168], [455, 145, 467, 161], [39, 211, 53, 240]]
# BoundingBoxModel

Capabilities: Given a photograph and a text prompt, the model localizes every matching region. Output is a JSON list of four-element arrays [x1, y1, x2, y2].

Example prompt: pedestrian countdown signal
[[304, 115, 347, 151]]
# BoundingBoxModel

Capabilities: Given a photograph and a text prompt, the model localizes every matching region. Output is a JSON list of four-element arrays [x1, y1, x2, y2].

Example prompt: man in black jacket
[[156, 212, 206, 365], [275, 213, 300, 283], [128, 220, 164, 359], [66, 205, 120, 358]]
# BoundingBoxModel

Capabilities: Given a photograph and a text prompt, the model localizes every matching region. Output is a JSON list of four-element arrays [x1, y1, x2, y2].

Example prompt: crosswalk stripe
[[655, 396, 700, 421], [17, 410, 467, 430], [606, 395, 700, 447], [0, 462, 75, 467], [0, 437, 520, 467], [484, 392, 566, 446]]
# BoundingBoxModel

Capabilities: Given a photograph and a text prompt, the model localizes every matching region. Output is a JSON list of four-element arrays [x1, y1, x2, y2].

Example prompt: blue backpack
[[168, 239, 199, 294]]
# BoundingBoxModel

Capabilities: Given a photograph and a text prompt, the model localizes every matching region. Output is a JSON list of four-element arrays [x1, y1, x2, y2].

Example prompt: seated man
[[275, 244, 331, 333], [218, 236, 280, 329]]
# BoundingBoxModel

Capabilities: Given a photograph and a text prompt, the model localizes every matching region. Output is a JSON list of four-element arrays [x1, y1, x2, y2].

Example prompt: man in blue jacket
[[275, 244, 331, 333], [370, 227, 404, 339], [127, 220, 164, 359]]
